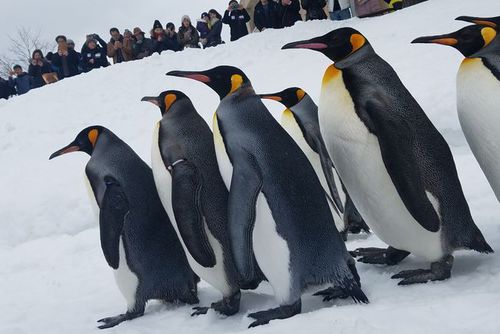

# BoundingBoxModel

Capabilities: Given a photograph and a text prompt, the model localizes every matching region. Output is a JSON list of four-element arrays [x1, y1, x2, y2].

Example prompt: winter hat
[[228, 0, 238, 5], [124, 29, 132, 35], [153, 20, 163, 30], [166, 22, 175, 30], [133, 27, 144, 35], [67, 39, 75, 45], [181, 15, 192, 24], [201, 12, 209, 19], [55, 35, 67, 42]]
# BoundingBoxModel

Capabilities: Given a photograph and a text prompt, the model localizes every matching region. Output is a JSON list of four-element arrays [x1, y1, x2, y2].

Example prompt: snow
[[1, 0, 500, 333]]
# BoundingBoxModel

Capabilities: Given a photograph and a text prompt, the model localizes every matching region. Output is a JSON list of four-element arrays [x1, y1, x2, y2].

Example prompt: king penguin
[[258, 87, 369, 238], [167, 66, 368, 327], [49, 126, 198, 328], [282, 28, 493, 285], [141, 90, 259, 316], [412, 21, 500, 202]]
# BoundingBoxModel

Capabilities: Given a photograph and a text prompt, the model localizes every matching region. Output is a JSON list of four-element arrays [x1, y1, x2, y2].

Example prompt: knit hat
[[153, 20, 163, 30], [201, 12, 209, 19], [181, 15, 191, 24], [133, 27, 144, 35]]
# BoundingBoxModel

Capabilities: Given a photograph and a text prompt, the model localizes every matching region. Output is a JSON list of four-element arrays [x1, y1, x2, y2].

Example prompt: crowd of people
[[0, 0, 414, 100]]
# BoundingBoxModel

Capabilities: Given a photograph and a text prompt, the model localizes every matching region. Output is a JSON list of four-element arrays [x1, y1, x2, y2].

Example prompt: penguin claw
[[247, 301, 301, 328], [313, 287, 349, 301], [191, 306, 210, 316], [391, 269, 430, 279]]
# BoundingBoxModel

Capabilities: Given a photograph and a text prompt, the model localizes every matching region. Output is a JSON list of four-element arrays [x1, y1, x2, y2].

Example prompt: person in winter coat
[[0, 76, 14, 99], [328, 0, 351, 20], [52, 35, 81, 79], [178, 15, 200, 49], [223, 0, 250, 41], [8, 65, 31, 95], [122, 29, 136, 61], [206, 9, 224, 47], [254, 0, 281, 31], [28, 49, 53, 89], [278, 0, 302, 27], [301, 0, 328, 20], [107, 28, 128, 64], [132, 27, 154, 59], [81, 37, 109, 72], [197, 12, 210, 47], [163, 23, 182, 52], [151, 20, 167, 54]]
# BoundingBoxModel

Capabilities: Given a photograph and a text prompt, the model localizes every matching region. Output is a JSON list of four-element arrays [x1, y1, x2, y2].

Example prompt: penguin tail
[[345, 284, 369, 304], [467, 233, 494, 254]]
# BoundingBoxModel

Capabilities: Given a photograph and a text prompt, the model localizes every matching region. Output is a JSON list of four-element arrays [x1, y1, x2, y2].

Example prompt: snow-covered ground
[[1, 0, 500, 333]]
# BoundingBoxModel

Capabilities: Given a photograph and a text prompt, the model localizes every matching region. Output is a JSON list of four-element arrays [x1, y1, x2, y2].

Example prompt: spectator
[[278, 0, 302, 27], [81, 37, 109, 72], [132, 27, 154, 59], [254, 0, 281, 31], [223, 0, 251, 41], [206, 9, 224, 47], [178, 15, 200, 49], [197, 12, 211, 47], [8, 65, 31, 95], [122, 29, 136, 61], [107, 28, 126, 64], [52, 35, 81, 79], [28, 49, 53, 89], [301, 0, 328, 20], [151, 20, 167, 54], [163, 23, 182, 52], [0, 76, 14, 99], [328, 0, 351, 20], [384, 0, 403, 10]]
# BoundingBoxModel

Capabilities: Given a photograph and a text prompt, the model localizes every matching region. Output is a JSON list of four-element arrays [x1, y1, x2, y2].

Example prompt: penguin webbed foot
[[313, 286, 350, 302], [191, 306, 210, 316], [350, 246, 410, 265], [191, 291, 241, 317], [97, 311, 143, 329], [247, 300, 301, 328], [391, 255, 454, 285]]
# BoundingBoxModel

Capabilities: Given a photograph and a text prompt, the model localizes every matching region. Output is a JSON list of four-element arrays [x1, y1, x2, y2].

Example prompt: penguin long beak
[[282, 37, 328, 51], [166, 70, 211, 83], [49, 143, 80, 160], [456, 16, 497, 28], [141, 96, 160, 106], [411, 33, 458, 46], [258, 94, 282, 102]]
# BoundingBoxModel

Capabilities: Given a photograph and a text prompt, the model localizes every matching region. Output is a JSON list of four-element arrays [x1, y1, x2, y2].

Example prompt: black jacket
[[178, 25, 200, 49], [279, 0, 302, 27], [206, 19, 223, 47], [52, 49, 81, 79], [28, 60, 53, 88], [0, 78, 15, 99], [301, 0, 327, 20], [254, 1, 281, 30], [223, 9, 250, 41], [163, 33, 182, 52], [133, 36, 154, 59], [81, 46, 109, 72]]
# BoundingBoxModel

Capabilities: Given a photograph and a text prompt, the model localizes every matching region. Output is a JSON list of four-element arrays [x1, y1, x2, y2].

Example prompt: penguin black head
[[166, 66, 251, 100], [281, 28, 370, 62], [49, 126, 105, 160], [141, 90, 189, 115], [456, 15, 500, 30], [259, 87, 307, 108], [412, 25, 497, 57]]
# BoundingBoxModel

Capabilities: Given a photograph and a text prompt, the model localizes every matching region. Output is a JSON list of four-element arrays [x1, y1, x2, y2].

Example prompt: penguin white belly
[[151, 125, 231, 296], [457, 58, 500, 202], [252, 193, 292, 304], [114, 238, 139, 311], [84, 174, 100, 220], [319, 67, 443, 261], [280, 110, 346, 232], [213, 113, 233, 188]]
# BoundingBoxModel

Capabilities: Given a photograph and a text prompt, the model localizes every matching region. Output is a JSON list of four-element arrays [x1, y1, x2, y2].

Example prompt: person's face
[[33, 53, 41, 60], [67, 42, 75, 50], [209, 12, 216, 20], [154, 27, 163, 34], [135, 32, 143, 41], [124, 31, 132, 38], [14, 68, 22, 75], [88, 40, 97, 49], [57, 39, 66, 46], [261, 0, 268, 4], [183, 19, 190, 28], [111, 31, 120, 40]]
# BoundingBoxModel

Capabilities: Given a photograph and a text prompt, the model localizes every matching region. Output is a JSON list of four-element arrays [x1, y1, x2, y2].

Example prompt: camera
[[231, 2, 239, 10]]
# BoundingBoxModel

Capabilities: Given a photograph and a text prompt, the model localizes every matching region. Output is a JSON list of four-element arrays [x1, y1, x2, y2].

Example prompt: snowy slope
[[1, 0, 500, 333]]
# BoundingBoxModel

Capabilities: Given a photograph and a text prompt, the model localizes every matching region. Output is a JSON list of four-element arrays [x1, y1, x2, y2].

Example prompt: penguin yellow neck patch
[[88, 129, 99, 147], [164, 93, 177, 111], [323, 65, 341, 84], [229, 74, 243, 95], [296, 89, 305, 101], [481, 27, 497, 47], [350, 34, 366, 54]]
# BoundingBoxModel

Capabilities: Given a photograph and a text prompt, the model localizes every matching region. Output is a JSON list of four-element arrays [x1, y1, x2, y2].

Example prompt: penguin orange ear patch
[[350, 34, 366, 54], [88, 129, 99, 147], [296, 89, 305, 101], [230, 74, 243, 94], [481, 27, 497, 47], [164, 93, 177, 111]]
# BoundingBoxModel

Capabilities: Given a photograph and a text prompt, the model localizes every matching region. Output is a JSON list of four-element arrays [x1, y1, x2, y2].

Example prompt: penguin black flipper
[[100, 177, 128, 270], [171, 160, 216, 268], [365, 98, 440, 233], [227, 153, 263, 283], [308, 127, 344, 214]]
